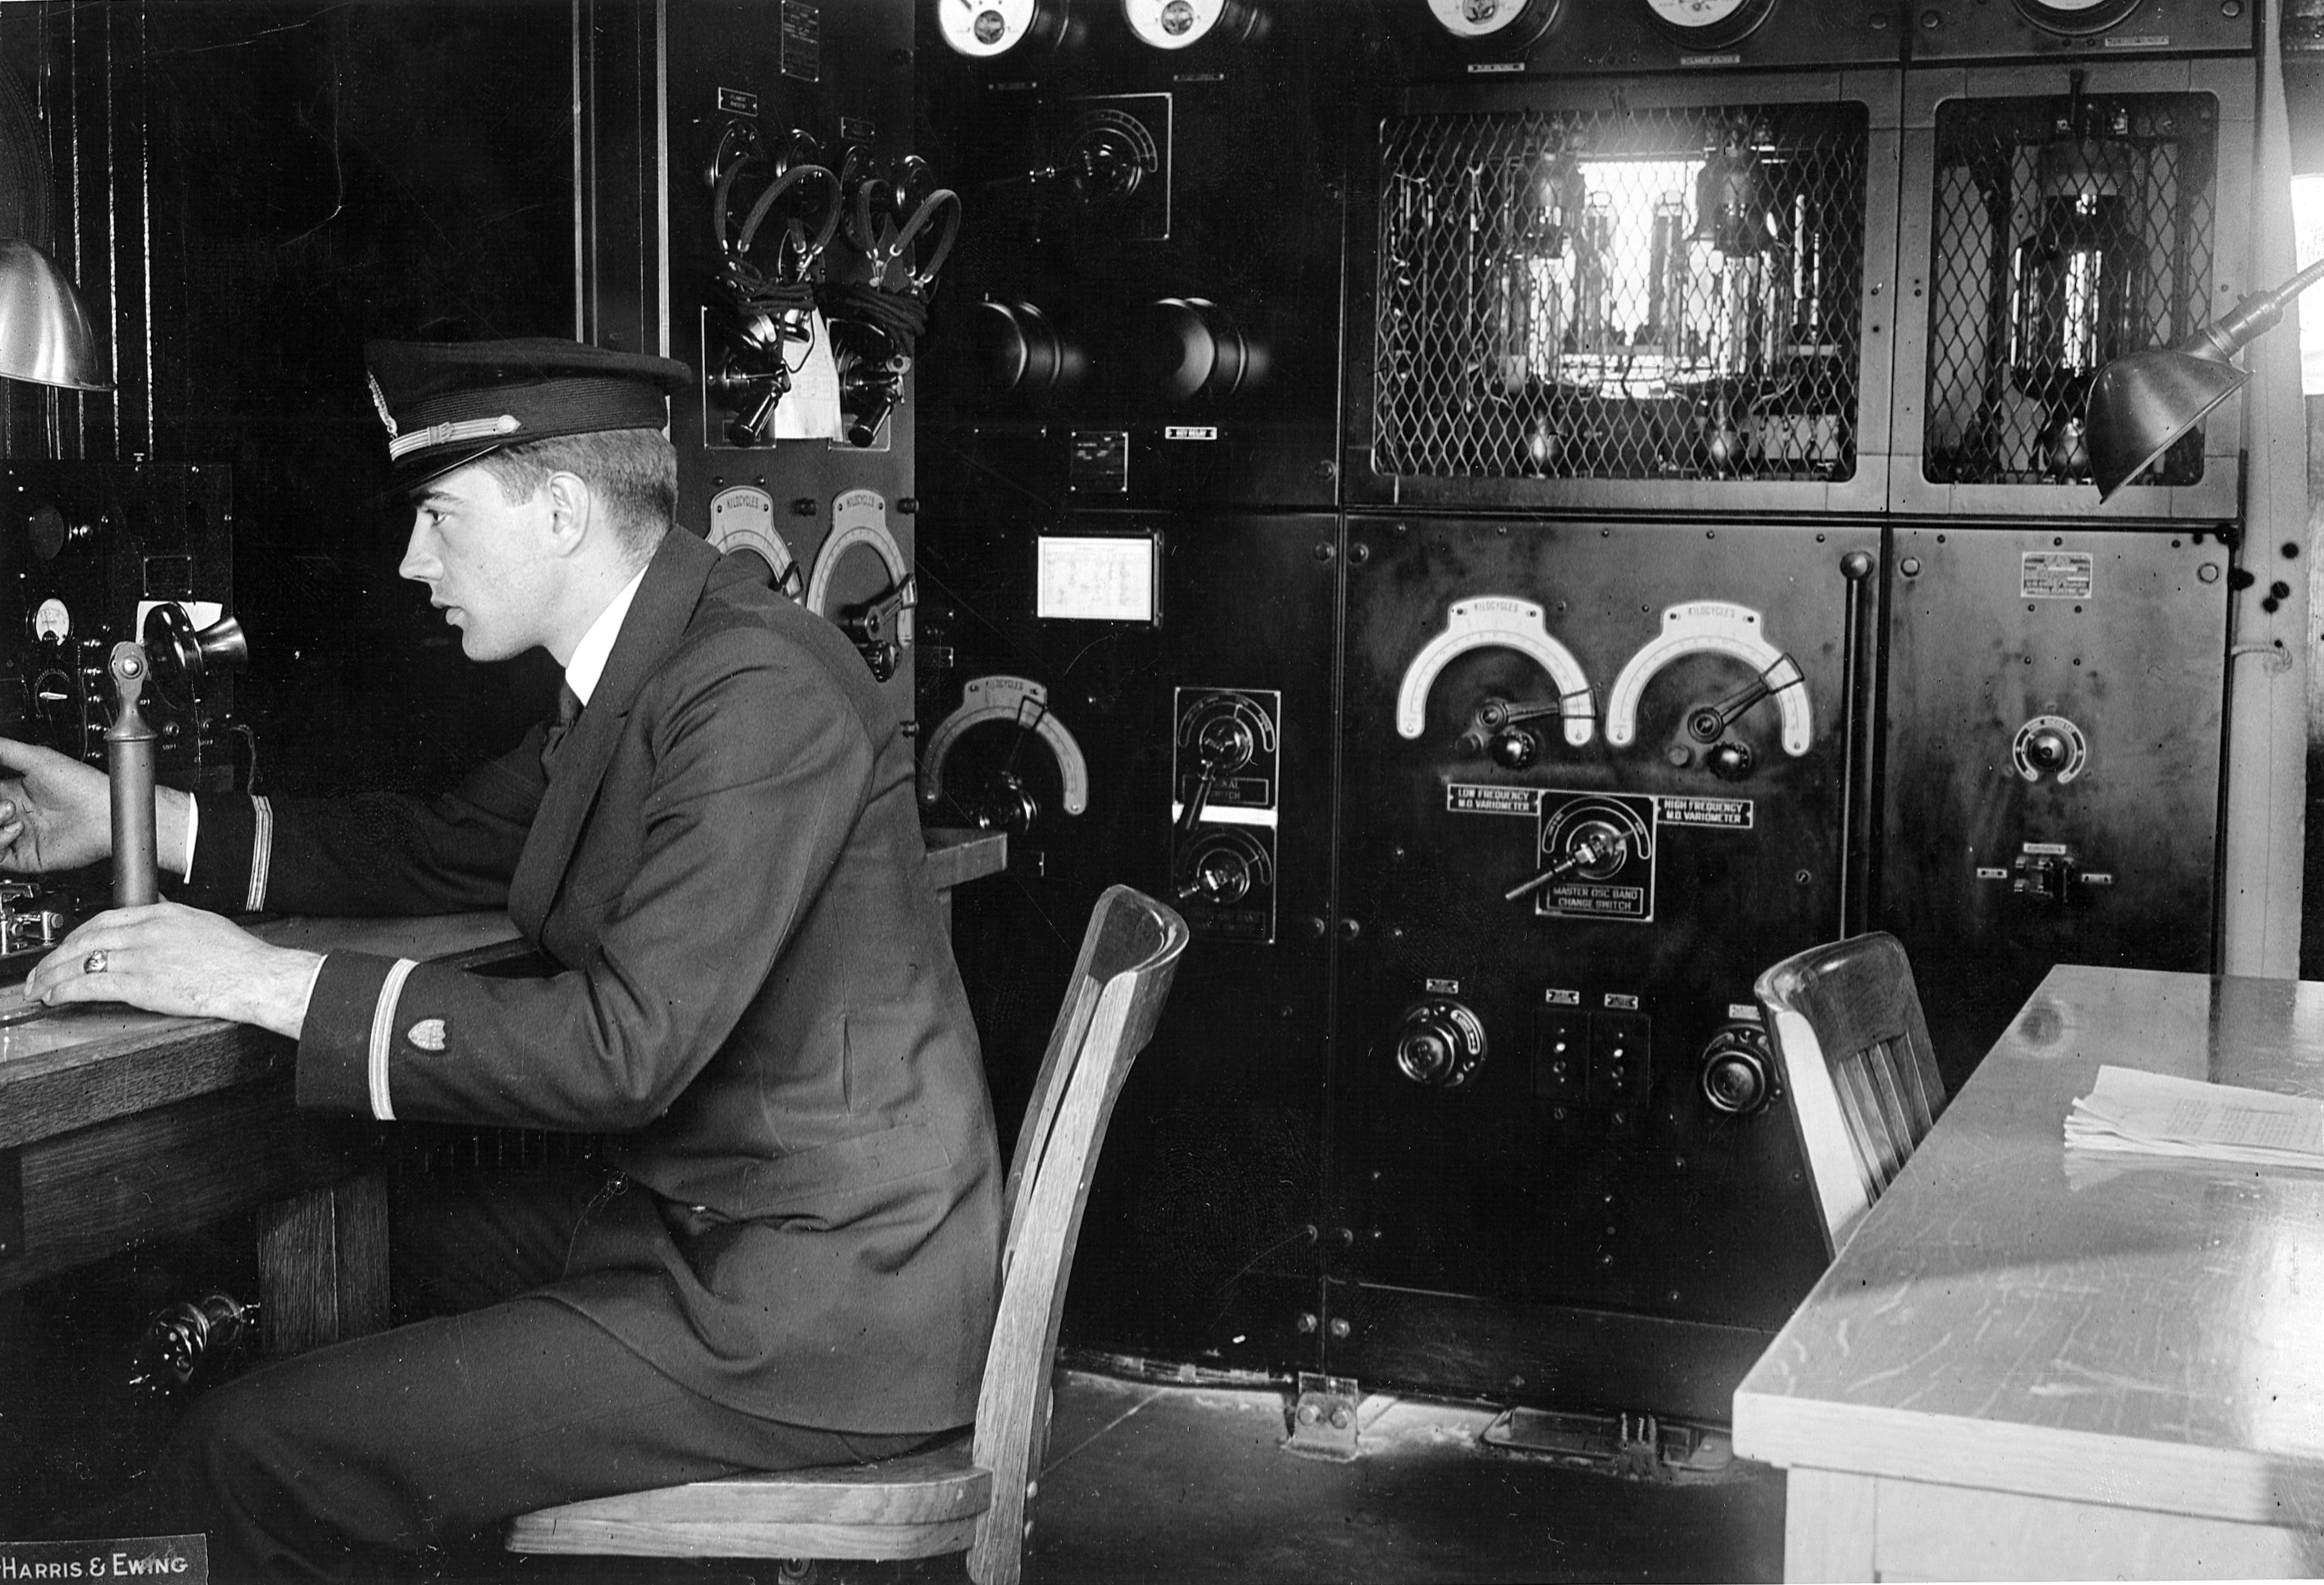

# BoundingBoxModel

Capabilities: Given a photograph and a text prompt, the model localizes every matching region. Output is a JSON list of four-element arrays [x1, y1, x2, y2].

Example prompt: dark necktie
[[542, 682, 581, 775]]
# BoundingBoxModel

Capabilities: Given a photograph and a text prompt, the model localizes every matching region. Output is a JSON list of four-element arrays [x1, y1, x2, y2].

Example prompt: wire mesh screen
[[1373, 102, 1868, 483], [1923, 92, 2217, 487]]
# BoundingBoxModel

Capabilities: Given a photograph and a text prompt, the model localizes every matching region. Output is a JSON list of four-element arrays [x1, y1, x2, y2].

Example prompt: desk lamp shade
[[0, 237, 111, 392], [2088, 252, 2324, 501]]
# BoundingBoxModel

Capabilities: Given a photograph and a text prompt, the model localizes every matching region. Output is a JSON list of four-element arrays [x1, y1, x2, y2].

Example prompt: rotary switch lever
[[1466, 696, 1565, 770], [1175, 713, 1256, 836], [1686, 653, 1799, 744], [1505, 822, 1628, 904], [1393, 998, 1486, 1089], [836, 575, 916, 683], [1176, 833, 1257, 907]]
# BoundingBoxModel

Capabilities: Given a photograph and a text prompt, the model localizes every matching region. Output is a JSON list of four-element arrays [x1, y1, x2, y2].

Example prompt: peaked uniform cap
[[365, 337, 693, 490]]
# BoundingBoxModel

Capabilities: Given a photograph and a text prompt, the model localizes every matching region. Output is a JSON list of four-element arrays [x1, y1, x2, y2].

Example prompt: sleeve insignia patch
[[405, 1018, 448, 1052]]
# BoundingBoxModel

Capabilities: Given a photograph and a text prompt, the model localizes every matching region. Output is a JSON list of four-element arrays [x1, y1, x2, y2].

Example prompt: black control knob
[[968, 299, 1085, 400], [1136, 297, 1261, 404], [1700, 1022, 1777, 1116], [1706, 739, 1755, 781], [130, 1292, 257, 1394], [967, 771, 1040, 840], [1070, 121, 1148, 204], [1393, 998, 1486, 1089], [1488, 729, 1539, 770], [2024, 729, 2072, 774]]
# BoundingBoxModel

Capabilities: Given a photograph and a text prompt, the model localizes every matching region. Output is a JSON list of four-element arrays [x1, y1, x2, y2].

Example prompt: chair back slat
[[967, 886, 1188, 1585], [1756, 932, 1947, 1257], [1837, 1050, 1905, 1182]]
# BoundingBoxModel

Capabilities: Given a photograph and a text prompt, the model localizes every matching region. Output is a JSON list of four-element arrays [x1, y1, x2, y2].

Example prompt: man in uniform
[[0, 338, 1001, 1578]]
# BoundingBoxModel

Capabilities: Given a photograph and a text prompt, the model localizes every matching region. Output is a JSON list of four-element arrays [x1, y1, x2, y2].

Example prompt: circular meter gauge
[[31, 597, 69, 644], [1640, 0, 1778, 47], [1425, 0, 1561, 45], [936, 0, 1068, 57], [1124, 0, 1257, 48], [2010, 0, 2144, 33]]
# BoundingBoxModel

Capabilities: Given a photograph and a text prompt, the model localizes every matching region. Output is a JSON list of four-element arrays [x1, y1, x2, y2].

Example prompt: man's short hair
[[476, 428, 676, 562]]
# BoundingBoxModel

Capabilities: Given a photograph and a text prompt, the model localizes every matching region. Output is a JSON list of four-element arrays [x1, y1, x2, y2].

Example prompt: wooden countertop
[[0, 826, 1007, 1154], [1732, 965, 2324, 1534]]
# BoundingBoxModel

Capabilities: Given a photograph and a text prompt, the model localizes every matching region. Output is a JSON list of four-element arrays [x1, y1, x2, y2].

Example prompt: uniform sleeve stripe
[[246, 795, 274, 912], [368, 958, 421, 1122]]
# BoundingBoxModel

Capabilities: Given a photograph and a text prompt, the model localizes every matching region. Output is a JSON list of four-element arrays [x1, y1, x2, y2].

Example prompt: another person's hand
[[24, 903, 322, 1039], [0, 737, 112, 874]]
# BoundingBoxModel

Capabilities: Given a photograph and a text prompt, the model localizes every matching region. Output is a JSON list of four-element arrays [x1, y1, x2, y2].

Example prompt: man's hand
[[23, 902, 322, 1039], [0, 736, 112, 873]]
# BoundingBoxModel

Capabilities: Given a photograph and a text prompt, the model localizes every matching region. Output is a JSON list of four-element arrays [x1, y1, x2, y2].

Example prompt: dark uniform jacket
[[175, 527, 1002, 1434]]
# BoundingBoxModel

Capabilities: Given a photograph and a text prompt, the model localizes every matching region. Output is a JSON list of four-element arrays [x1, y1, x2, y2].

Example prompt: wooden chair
[[506, 884, 1190, 1584], [1753, 932, 1947, 1256]]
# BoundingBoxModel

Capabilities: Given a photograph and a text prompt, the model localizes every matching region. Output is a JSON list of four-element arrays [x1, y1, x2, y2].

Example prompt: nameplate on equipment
[[1657, 795, 1752, 830], [2022, 551, 2093, 600], [1448, 784, 1541, 816]]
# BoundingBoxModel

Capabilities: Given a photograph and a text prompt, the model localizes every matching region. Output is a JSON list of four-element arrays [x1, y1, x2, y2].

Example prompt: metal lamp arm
[[2184, 253, 2324, 362]]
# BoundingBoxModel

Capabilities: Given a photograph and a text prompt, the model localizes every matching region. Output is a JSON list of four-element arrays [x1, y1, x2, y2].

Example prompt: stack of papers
[[2066, 1065, 2324, 1170]]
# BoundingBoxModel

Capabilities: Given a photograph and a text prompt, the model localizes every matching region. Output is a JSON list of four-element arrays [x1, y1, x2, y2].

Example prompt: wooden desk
[[1732, 966, 2324, 1581], [0, 828, 1006, 1348]]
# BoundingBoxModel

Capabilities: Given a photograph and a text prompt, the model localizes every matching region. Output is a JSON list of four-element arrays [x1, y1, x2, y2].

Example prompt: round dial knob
[[937, 0, 1068, 57], [2011, 0, 2144, 36], [2011, 714, 2087, 784], [1137, 297, 1255, 404], [1700, 1022, 1776, 1115], [1123, 0, 1253, 48], [1425, 0, 1560, 45], [969, 300, 1083, 399], [1641, 0, 1778, 47], [1488, 729, 1539, 770], [1393, 998, 1487, 1088], [1706, 739, 1755, 782]]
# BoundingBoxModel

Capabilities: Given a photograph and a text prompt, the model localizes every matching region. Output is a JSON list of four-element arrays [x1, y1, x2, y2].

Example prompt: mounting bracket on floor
[[1282, 1371, 1361, 1462]]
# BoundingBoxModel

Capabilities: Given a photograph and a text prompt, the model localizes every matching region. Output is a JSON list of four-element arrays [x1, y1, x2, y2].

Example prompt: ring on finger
[[83, 949, 109, 975]]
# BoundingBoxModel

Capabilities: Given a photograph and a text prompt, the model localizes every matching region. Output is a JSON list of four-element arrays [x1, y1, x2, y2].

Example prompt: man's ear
[[540, 470, 594, 557]]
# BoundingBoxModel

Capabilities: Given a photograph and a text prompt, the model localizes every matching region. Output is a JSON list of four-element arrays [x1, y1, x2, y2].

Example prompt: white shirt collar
[[565, 566, 648, 706]]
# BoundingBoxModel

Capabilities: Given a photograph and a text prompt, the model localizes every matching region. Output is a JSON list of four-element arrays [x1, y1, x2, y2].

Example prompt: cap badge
[[367, 371, 398, 439], [406, 1018, 448, 1053]]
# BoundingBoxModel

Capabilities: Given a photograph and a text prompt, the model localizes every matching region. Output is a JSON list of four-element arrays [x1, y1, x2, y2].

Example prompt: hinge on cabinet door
[[1282, 1371, 1361, 1462]]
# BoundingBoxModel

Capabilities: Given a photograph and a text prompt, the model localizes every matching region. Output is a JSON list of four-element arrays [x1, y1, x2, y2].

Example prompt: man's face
[[397, 461, 553, 661]]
